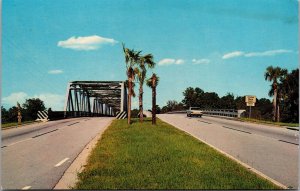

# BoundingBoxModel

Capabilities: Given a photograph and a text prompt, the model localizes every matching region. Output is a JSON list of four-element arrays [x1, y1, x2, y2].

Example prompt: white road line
[[8, 138, 32, 147], [55, 158, 69, 167], [22, 186, 31, 190]]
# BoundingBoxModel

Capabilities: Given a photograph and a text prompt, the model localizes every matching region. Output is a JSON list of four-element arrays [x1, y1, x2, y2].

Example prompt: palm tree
[[146, 73, 159, 125], [122, 43, 140, 124], [264, 66, 287, 122], [136, 54, 155, 122]]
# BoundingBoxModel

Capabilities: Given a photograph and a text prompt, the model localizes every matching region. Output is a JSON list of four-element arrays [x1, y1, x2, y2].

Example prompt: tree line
[[160, 67, 298, 123], [2, 98, 46, 123]]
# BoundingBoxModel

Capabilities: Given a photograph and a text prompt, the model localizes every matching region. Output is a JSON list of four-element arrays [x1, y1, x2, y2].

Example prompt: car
[[187, 107, 203, 117]]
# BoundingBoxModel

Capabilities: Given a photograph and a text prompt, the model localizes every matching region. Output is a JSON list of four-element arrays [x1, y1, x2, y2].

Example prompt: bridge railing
[[166, 109, 246, 118]]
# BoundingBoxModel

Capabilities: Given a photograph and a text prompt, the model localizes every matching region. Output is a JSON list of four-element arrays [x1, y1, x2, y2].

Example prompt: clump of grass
[[1, 120, 38, 129], [75, 118, 279, 189], [240, 117, 299, 127]]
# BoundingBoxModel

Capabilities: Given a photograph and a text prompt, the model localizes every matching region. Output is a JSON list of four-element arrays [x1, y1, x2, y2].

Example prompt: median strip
[[222, 126, 252, 134], [75, 118, 279, 189]]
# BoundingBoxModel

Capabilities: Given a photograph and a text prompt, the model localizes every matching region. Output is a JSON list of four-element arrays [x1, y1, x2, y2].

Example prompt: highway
[[158, 114, 299, 189], [1, 117, 113, 189]]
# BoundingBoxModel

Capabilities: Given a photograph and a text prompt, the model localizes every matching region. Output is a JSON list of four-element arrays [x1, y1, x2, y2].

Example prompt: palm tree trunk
[[139, 82, 143, 123], [128, 77, 132, 125], [277, 104, 280, 122], [276, 94, 281, 122], [152, 79, 156, 125], [273, 87, 277, 122]]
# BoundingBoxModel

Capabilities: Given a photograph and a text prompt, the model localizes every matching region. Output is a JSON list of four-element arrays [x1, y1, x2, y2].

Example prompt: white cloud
[[222, 51, 244, 59], [48, 70, 63, 74], [192, 59, 211, 64], [57, 35, 118, 51], [32, 93, 65, 111], [244, 49, 293, 57], [2, 92, 65, 111], [2, 92, 28, 106], [158, 58, 185, 66], [222, 49, 294, 60]]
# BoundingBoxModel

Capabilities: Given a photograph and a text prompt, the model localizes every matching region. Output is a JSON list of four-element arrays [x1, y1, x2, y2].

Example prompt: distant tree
[[279, 69, 299, 122], [7, 106, 19, 122], [264, 66, 287, 122], [202, 92, 220, 109], [182, 87, 205, 108], [161, 106, 169, 113], [1, 106, 9, 123], [131, 109, 139, 118], [22, 98, 46, 120], [156, 105, 161, 114], [220, 93, 235, 109], [255, 98, 272, 120], [234, 96, 246, 110]]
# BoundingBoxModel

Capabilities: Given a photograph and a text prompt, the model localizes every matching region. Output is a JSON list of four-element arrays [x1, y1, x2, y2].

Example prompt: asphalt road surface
[[158, 114, 299, 189], [1, 117, 113, 190]]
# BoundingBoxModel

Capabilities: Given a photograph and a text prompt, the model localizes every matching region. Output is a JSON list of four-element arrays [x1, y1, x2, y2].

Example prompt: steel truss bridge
[[64, 81, 127, 118]]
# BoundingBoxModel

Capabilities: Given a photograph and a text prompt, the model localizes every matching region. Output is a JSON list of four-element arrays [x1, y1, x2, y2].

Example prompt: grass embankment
[[75, 118, 279, 189], [1, 120, 37, 129], [240, 117, 299, 128]]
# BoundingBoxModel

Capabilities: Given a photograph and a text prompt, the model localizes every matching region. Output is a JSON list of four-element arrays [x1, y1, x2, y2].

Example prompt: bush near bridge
[[1, 98, 46, 124], [75, 118, 279, 189]]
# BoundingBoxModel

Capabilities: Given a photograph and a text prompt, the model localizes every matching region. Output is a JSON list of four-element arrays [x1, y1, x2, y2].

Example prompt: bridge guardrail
[[166, 109, 246, 118]]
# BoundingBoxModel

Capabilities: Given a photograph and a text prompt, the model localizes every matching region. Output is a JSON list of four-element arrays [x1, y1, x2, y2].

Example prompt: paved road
[[1, 117, 113, 190], [158, 114, 299, 189]]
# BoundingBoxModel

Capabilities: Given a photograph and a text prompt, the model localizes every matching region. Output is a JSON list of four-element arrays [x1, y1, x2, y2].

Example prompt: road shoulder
[[53, 119, 113, 189]]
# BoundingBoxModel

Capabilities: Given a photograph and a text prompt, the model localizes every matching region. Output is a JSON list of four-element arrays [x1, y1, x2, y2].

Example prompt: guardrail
[[166, 109, 246, 118]]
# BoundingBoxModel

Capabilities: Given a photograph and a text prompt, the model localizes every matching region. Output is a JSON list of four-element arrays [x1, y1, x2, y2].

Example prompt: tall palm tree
[[136, 54, 155, 122], [122, 43, 140, 124], [264, 66, 287, 122], [146, 73, 159, 125]]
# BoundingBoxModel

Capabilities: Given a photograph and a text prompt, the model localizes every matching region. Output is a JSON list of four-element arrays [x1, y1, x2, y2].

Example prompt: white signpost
[[245, 95, 256, 118]]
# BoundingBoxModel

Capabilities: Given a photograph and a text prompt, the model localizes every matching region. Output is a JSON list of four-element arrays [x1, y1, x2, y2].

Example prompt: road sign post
[[245, 96, 256, 119]]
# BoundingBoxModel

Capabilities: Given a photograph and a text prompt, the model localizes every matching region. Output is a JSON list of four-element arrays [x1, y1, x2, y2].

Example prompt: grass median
[[75, 118, 279, 189]]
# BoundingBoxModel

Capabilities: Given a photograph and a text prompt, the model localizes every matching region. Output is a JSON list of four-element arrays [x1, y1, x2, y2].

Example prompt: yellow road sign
[[245, 95, 256, 106]]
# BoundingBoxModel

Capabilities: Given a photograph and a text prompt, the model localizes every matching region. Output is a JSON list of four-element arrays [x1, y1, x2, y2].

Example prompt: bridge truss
[[64, 81, 127, 118]]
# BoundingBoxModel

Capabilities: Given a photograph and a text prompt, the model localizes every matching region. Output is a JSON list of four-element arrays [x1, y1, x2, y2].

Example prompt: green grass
[[75, 118, 280, 189], [240, 117, 299, 128], [1, 120, 37, 129]]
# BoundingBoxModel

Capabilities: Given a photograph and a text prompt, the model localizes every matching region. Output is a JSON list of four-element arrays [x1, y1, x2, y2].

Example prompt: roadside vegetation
[[75, 118, 279, 189], [1, 120, 39, 129], [239, 117, 299, 128], [1, 98, 46, 128], [160, 67, 298, 124]]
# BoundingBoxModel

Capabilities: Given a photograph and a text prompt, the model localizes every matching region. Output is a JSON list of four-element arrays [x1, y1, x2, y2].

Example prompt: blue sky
[[2, 0, 299, 110]]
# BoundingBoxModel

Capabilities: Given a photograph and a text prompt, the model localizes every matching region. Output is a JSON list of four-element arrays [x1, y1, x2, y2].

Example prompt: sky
[[2, 0, 299, 110]]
